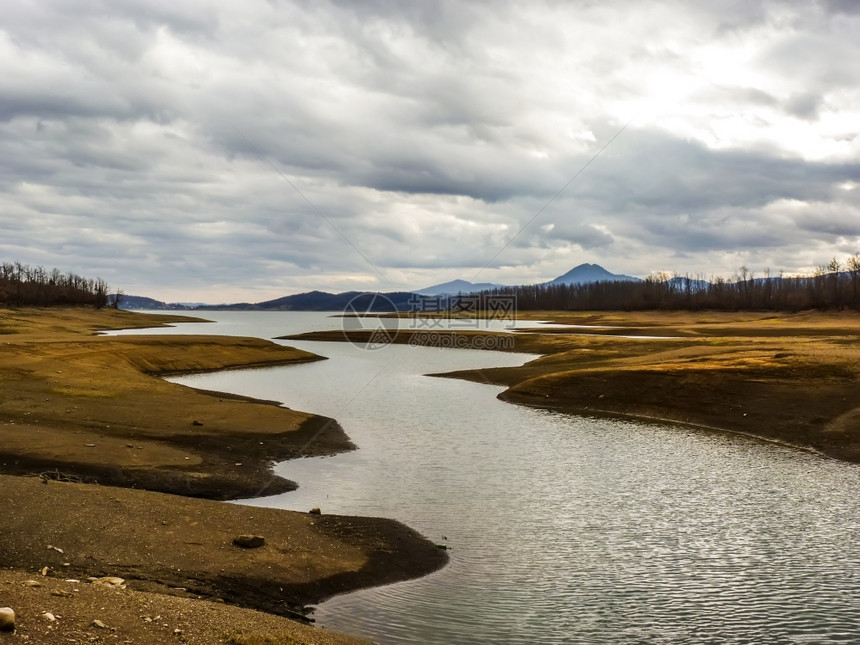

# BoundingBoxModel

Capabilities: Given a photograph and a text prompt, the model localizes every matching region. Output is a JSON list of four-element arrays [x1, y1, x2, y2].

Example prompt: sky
[[1, 0, 859, 303]]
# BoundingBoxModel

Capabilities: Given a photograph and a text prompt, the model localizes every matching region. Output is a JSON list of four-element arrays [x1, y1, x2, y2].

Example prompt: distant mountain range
[[121, 263, 644, 311]]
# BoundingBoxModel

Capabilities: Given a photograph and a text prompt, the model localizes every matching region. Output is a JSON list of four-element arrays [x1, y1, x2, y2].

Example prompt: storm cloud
[[1, 0, 859, 301]]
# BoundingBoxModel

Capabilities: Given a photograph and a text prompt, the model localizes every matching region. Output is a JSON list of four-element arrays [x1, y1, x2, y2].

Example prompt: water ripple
[[167, 312, 860, 645]]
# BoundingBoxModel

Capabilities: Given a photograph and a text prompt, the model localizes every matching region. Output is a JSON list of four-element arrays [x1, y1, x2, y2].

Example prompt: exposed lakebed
[[116, 311, 860, 644]]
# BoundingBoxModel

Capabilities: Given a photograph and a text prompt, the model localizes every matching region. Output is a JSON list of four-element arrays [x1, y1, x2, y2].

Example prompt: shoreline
[[0, 307, 447, 644], [289, 310, 860, 465], [498, 394, 835, 462]]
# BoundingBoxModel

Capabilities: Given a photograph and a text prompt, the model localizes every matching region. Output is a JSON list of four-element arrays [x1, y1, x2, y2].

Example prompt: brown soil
[[0, 308, 351, 499], [0, 568, 370, 645], [0, 308, 448, 644], [288, 310, 860, 463]]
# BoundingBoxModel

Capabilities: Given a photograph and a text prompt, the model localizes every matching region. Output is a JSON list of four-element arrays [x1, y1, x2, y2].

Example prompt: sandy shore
[[0, 308, 447, 644], [287, 310, 860, 463]]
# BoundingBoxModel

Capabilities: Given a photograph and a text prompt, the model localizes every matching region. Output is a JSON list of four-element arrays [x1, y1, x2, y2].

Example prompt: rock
[[23, 579, 42, 587], [0, 607, 14, 632], [89, 576, 125, 589], [42, 612, 56, 622], [192, 420, 203, 426], [92, 619, 106, 629], [40, 566, 49, 576], [232, 534, 265, 549], [309, 507, 321, 515]]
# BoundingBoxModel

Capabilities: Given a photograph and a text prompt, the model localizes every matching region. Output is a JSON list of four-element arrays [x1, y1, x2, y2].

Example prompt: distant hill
[[547, 263, 641, 286], [668, 276, 711, 293], [121, 295, 175, 310], [216, 290, 426, 312], [415, 279, 505, 296]]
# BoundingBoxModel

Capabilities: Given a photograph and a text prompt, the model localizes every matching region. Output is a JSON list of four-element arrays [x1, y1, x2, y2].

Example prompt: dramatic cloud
[[1, 0, 859, 301]]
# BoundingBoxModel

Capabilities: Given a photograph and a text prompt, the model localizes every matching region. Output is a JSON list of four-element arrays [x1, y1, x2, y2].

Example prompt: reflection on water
[[144, 312, 860, 644]]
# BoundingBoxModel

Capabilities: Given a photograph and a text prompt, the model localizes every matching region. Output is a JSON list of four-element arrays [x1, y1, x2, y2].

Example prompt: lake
[[115, 311, 860, 644]]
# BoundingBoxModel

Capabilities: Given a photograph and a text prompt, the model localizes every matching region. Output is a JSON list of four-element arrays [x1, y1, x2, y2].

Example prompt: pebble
[[41, 611, 56, 622], [92, 619, 106, 629], [89, 576, 126, 589], [0, 607, 14, 632], [232, 534, 265, 549], [23, 580, 42, 587], [309, 507, 321, 515]]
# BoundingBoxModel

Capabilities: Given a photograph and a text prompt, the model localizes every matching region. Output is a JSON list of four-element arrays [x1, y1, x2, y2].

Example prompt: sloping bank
[[0, 308, 446, 643]]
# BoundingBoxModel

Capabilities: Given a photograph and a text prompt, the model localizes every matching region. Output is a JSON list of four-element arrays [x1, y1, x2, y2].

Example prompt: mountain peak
[[548, 263, 640, 286]]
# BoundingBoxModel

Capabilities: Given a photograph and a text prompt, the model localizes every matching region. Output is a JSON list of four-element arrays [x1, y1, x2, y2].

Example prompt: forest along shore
[[0, 308, 446, 645], [286, 309, 860, 464]]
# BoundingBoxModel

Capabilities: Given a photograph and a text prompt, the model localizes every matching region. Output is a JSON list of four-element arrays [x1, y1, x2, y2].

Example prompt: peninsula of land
[[287, 309, 860, 464], [0, 308, 446, 644]]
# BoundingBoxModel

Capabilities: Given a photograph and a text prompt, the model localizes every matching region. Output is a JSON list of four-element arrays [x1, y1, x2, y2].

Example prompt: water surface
[[123, 311, 860, 644]]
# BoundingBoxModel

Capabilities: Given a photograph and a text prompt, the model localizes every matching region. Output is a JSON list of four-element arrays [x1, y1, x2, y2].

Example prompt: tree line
[[0, 260, 116, 308], [479, 256, 860, 312]]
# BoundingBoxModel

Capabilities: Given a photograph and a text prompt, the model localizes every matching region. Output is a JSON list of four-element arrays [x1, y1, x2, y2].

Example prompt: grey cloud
[[784, 93, 823, 120], [2, 0, 860, 300]]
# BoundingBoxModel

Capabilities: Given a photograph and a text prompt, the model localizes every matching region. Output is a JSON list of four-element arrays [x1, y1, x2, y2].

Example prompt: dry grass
[[456, 310, 860, 462], [0, 307, 349, 498], [0, 307, 446, 644]]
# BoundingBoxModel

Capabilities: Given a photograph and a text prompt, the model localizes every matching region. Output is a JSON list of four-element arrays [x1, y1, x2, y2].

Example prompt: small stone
[[0, 607, 15, 632], [92, 619, 106, 629], [309, 507, 321, 515], [89, 576, 126, 589], [232, 534, 265, 549], [143, 617, 153, 623], [85, 443, 96, 448], [40, 566, 49, 576], [23, 579, 42, 587], [42, 612, 56, 622], [174, 628, 183, 635]]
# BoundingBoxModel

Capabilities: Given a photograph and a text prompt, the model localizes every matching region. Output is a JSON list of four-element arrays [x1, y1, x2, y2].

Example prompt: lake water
[[115, 311, 860, 644]]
